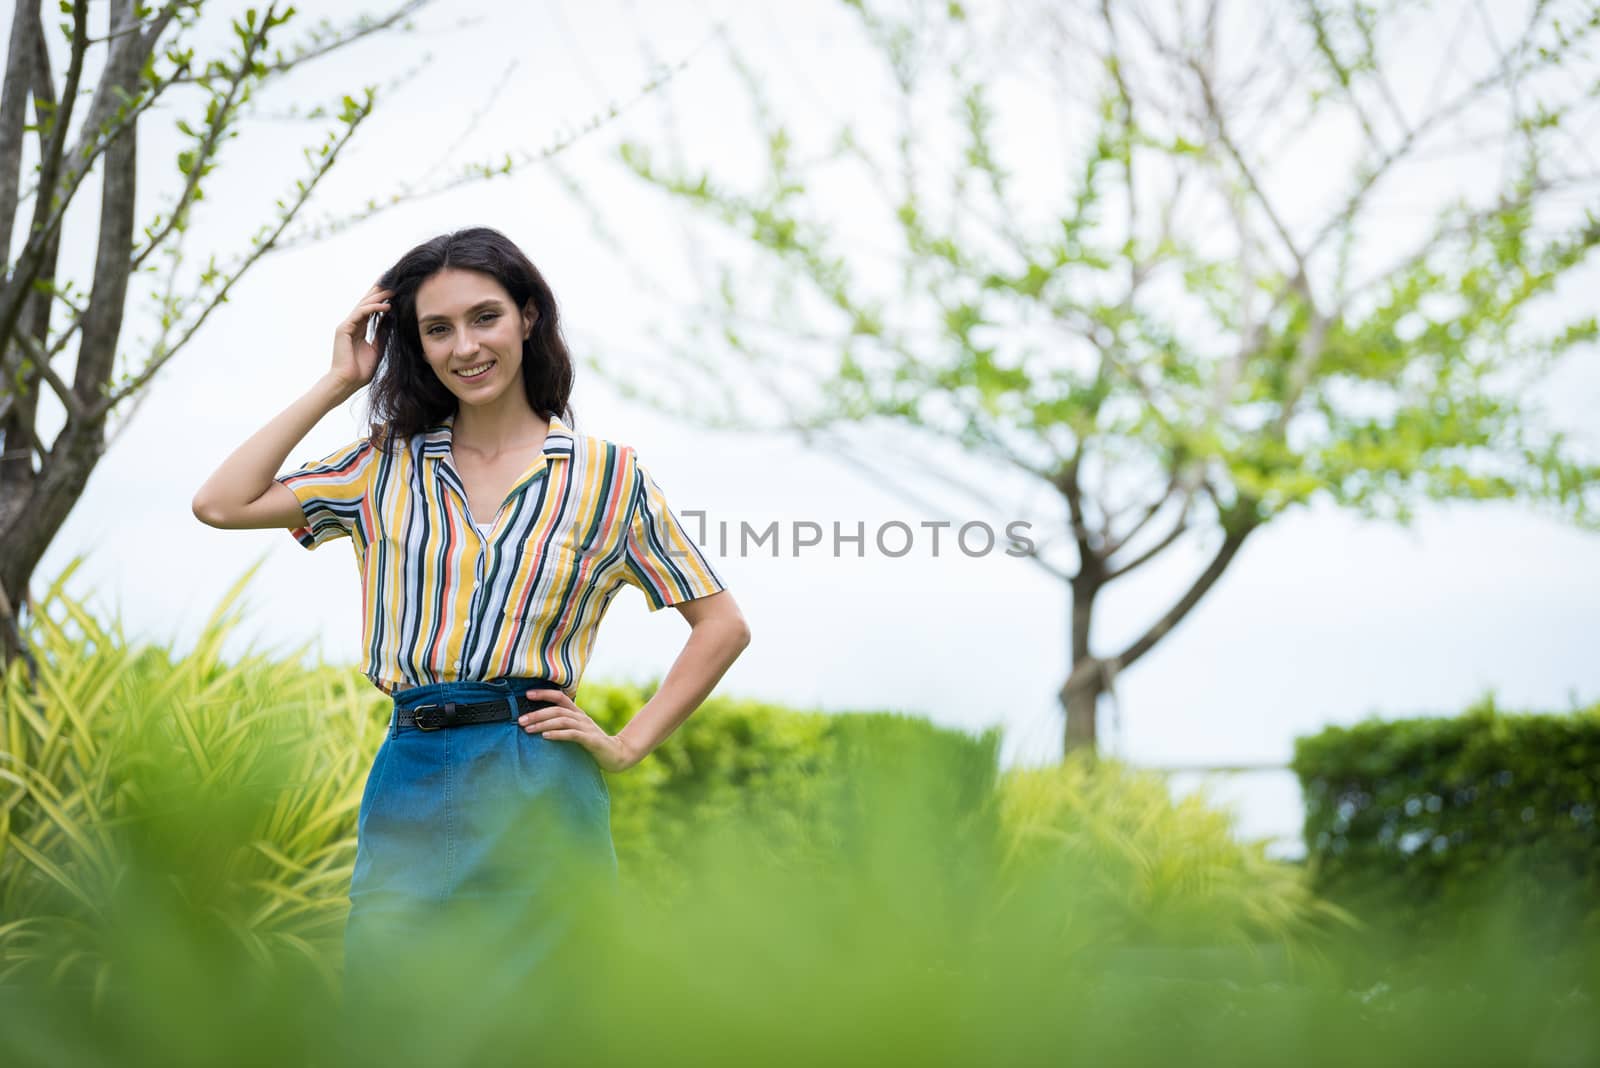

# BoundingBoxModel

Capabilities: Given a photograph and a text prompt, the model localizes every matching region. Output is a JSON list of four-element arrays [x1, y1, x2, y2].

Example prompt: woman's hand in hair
[[329, 281, 392, 395]]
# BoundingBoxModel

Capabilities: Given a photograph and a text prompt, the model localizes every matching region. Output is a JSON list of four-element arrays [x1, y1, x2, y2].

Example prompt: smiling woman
[[419, 295, 519, 388], [189, 226, 751, 1015]]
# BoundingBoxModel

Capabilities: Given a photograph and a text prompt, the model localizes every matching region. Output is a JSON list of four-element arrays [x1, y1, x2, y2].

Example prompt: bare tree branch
[[0, 0, 41, 270], [0, 2, 90, 337], [158, 0, 441, 87], [90, 92, 373, 419], [1191, 53, 1313, 300], [12, 333, 83, 422], [1111, 501, 1259, 676], [1103, 491, 1195, 583], [73, 0, 171, 422]]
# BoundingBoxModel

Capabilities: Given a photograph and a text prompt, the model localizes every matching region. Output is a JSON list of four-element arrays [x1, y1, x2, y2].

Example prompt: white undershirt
[[475, 520, 493, 537]]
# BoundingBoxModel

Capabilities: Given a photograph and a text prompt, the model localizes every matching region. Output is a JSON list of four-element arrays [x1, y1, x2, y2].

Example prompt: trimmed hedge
[[581, 681, 1001, 904], [1291, 694, 1600, 944]]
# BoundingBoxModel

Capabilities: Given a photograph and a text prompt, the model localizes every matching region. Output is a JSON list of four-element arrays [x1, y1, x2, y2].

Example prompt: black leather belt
[[395, 690, 561, 731]]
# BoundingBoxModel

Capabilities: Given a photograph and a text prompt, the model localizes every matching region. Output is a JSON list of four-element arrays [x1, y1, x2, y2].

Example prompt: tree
[[0, 0, 686, 679], [562, 0, 1600, 754]]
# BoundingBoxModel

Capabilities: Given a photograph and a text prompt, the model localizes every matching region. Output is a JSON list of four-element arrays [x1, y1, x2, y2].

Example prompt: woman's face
[[414, 267, 537, 407]]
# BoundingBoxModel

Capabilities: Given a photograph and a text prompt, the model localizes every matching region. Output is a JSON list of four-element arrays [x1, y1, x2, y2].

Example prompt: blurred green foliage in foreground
[[1, 559, 1595, 1066]]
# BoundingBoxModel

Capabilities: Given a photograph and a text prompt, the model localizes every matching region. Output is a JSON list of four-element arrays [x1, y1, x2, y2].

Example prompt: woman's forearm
[[616, 616, 751, 766], [192, 374, 356, 517]]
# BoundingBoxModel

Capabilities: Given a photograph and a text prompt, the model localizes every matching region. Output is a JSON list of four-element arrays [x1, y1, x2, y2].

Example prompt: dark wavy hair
[[363, 226, 575, 452]]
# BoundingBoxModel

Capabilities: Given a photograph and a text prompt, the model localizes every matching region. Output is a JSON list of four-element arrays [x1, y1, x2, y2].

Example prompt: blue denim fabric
[[340, 675, 619, 1015]]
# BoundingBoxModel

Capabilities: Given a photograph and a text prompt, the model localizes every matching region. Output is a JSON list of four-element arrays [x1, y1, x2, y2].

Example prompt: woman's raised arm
[[192, 283, 390, 530]]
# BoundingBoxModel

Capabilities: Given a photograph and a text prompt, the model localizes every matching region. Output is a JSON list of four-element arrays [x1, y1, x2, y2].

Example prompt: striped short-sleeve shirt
[[275, 411, 726, 696]]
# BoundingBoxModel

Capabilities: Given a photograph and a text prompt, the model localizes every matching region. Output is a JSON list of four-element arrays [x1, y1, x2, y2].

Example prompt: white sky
[[11, 0, 1600, 855]]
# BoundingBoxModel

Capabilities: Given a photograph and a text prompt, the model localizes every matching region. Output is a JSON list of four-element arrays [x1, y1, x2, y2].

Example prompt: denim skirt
[[340, 675, 619, 1010]]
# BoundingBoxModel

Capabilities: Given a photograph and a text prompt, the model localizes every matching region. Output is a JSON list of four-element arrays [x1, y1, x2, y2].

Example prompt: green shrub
[[1292, 694, 1600, 948], [581, 682, 840, 902]]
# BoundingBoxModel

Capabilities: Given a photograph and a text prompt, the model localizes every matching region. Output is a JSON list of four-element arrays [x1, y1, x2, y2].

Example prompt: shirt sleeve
[[620, 452, 726, 611], [275, 436, 378, 551]]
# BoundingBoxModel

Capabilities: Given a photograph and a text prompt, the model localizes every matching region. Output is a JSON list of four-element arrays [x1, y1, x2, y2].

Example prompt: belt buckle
[[412, 702, 446, 731]]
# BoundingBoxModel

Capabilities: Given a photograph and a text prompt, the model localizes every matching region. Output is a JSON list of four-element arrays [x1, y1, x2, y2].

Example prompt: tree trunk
[[1061, 663, 1103, 756], [0, 0, 143, 680], [1059, 570, 1104, 757], [1, 417, 105, 650], [1056, 504, 1262, 761]]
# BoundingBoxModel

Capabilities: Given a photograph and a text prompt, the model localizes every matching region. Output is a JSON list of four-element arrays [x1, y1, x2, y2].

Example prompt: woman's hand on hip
[[520, 689, 639, 773]]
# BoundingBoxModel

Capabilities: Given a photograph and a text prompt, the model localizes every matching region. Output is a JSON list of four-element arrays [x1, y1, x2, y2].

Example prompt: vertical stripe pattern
[[276, 412, 726, 695]]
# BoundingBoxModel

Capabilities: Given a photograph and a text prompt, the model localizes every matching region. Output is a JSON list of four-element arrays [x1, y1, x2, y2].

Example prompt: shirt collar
[[421, 410, 575, 463]]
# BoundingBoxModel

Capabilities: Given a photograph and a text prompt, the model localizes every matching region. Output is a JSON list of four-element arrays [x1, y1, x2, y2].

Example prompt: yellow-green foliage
[[993, 753, 1357, 955], [0, 557, 378, 994]]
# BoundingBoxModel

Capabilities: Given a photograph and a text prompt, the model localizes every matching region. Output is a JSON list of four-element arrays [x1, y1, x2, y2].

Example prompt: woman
[[191, 227, 751, 1016]]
